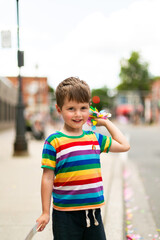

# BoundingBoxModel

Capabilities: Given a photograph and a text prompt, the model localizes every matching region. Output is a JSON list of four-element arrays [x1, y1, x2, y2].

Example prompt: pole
[[16, 0, 20, 50], [13, 0, 28, 156]]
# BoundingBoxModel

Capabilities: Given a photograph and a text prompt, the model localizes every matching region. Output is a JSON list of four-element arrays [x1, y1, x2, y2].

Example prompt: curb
[[101, 153, 125, 240], [124, 160, 160, 240]]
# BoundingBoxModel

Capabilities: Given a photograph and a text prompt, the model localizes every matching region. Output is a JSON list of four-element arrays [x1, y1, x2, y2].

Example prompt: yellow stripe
[[51, 136, 85, 146], [104, 137, 110, 152], [56, 168, 101, 179], [42, 158, 56, 168], [50, 138, 60, 148], [50, 134, 97, 146], [54, 172, 101, 183]]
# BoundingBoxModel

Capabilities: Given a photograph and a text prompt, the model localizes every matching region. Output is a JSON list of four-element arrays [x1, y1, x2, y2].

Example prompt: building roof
[[0, 76, 17, 88]]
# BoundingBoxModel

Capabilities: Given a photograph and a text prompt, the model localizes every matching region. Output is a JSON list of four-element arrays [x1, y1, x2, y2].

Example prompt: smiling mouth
[[72, 119, 82, 123]]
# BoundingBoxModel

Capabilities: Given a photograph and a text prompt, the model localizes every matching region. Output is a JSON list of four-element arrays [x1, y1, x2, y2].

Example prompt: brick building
[[0, 77, 17, 130], [152, 79, 160, 122], [8, 76, 49, 115], [145, 78, 160, 123]]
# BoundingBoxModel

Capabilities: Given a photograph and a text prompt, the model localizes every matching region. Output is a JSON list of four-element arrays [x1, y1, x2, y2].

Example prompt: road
[[120, 123, 160, 230]]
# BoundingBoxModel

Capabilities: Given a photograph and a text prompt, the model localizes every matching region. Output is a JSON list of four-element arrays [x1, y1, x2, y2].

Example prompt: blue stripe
[[56, 158, 100, 173], [53, 190, 103, 200], [57, 154, 99, 166], [53, 195, 104, 204], [44, 144, 56, 152], [42, 149, 56, 157], [95, 133, 103, 147]]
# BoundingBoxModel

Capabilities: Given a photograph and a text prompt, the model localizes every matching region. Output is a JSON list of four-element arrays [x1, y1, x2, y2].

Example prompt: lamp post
[[13, 0, 28, 156]]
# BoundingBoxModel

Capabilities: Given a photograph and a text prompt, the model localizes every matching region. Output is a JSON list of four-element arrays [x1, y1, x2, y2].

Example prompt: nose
[[75, 109, 81, 117]]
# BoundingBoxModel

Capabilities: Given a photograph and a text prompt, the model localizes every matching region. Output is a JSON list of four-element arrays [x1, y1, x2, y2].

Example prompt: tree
[[91, 87, 113, 111], [117, 51, 151, 105], [48, 85, 55, 94]]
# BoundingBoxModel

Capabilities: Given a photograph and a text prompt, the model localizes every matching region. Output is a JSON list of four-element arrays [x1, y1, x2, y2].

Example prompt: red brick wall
[[8, 76, 49, 107]]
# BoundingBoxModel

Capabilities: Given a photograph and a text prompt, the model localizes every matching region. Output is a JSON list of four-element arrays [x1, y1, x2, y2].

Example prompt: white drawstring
[[85, 210, 91, 227], [93, 209, 99, 226], [85, 209, 99, 227]]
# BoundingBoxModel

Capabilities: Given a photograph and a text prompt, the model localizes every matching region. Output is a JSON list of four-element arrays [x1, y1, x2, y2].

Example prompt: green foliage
[[91, 87, 112, 111], [117, 51, 151, 91], [48, 85, 54, 93]]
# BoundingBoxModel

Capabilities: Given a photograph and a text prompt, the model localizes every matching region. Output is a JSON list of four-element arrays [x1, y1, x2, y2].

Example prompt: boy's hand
[[36, 213, 50, 232], [95, 118, 108, 127]]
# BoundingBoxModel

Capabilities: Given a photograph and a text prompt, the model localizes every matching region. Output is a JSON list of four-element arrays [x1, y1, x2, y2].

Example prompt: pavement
[[0, 125, 159, 240]]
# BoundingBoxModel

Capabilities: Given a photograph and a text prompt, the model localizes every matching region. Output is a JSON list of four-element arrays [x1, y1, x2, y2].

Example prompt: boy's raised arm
[[36, 168, 55, 231], [96, 118, 130, 153]]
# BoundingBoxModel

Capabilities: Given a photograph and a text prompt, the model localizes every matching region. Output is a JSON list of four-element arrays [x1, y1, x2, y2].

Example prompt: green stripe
[[47, 130, 94, 142], [107, 137, 112, 153], [47, 133, 62, 142], [56, 131, 85, 139], [41, 165, 55, 170], [57, 163, 100, 174], [54, 200, 104, 207], [85, 131, 94, 136], [101, 136, 107, 152], [42, 153, 55, 161]]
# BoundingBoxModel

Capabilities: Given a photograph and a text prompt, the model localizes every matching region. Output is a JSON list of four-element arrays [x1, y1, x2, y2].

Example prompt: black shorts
[[52, 208, 107, 240]]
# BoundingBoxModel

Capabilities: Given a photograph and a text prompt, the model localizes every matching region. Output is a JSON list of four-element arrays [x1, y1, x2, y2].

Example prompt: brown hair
[[55, 77, 91, 109]]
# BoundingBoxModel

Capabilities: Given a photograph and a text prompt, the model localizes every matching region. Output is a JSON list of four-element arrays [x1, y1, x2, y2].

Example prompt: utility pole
[[13, 0, 28, 156]]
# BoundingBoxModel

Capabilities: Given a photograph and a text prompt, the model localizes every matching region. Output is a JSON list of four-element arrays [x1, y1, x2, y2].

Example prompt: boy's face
[[56, 98, 90, 133]]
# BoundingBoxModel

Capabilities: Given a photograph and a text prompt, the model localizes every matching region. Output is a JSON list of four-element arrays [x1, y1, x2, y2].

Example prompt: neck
[[60, 124, 83, 136]]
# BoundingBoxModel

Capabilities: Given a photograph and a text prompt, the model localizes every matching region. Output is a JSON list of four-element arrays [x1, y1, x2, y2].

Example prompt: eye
[[68, 107, 74, 111], [81, 106, 88, 110]]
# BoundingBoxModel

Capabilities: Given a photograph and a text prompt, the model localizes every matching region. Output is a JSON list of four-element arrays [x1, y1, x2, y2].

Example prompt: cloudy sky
[[0, 0, 160, 90]]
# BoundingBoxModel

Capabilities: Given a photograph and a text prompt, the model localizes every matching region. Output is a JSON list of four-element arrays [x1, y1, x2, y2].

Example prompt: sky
[[0, 0, 160, 90]]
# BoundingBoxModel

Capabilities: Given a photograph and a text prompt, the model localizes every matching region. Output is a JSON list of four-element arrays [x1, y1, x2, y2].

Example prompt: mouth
[[72, 119, 82, 123]]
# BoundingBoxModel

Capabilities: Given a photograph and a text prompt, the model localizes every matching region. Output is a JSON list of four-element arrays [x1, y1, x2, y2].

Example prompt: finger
[[39, 224, 46, 232], [36, 224, 42, 232]]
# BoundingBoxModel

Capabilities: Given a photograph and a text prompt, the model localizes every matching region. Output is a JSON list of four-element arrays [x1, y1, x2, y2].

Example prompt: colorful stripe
[[41, 130, 112, 211], [54, 177, 103, 187], [53, 186, 103, 195], [54, 181, 103, 191], [53, 202, 105, 211]]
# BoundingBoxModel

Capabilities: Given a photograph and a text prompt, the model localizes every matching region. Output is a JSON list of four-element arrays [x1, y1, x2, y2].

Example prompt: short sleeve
[[95, 132, 112, 153], [41, 139, 56, 170]]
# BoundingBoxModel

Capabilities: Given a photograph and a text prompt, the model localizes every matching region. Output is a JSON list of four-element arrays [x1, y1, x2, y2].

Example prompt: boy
[[36, 77, 130, 240]]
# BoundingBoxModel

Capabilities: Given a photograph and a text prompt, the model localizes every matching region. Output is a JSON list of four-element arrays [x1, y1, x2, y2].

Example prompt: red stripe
[[56, 140, 98, 153], [54, 177, 102, 187]]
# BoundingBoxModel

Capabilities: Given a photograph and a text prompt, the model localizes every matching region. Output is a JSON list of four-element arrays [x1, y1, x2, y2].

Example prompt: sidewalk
[[0, 128, 52, 240], [0, 126, 124, 240], [0, 126, 159, 240]]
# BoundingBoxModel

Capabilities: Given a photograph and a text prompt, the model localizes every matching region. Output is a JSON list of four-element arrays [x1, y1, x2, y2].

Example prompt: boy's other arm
[[36, 168, 55, 231], [96, 118, 130, 152]]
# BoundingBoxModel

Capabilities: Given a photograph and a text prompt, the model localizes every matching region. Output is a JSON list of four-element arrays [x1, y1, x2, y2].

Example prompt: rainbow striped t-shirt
[[41, 130, 112, 211]]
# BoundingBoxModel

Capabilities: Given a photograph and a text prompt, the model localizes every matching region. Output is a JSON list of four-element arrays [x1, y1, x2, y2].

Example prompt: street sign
[[1, 30, 11, 48]]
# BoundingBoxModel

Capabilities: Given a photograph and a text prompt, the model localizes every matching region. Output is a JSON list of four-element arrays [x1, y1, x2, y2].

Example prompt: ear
[[55, 104, 61, 114]]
